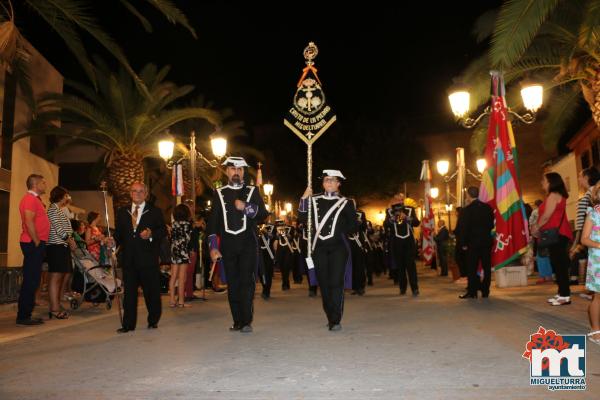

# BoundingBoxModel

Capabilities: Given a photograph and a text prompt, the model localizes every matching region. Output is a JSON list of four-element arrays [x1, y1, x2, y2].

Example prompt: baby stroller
[[70, 247, 122, 311]]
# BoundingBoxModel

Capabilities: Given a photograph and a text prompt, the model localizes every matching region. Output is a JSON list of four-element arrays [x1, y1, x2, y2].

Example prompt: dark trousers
[[314, 244, 348, 325], [455, 246, 467, 277], [292, 252, 303, 283], [261, 251, 273, 297], [437, 243, 448, 276], [365, 249, 374, 285], [223, 244, 256, 327], [466, 244, 492, 295], [548, 237, 571, 297], [122, 265, 162, 329], [392, 239, 418, 293], [17, 241, 46, 320], [276, 247, 293, 289]]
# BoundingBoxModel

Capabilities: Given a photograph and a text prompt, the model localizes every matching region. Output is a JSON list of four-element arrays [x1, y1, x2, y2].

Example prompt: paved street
[[1, 266, 599, 399]]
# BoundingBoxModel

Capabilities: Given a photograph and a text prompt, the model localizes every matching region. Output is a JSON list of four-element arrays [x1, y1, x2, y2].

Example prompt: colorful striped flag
[[479, 71, 530, 270], [420, 160, 436, 265]]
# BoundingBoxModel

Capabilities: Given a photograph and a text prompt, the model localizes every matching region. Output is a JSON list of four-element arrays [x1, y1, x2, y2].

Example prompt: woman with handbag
[[532, 173, 573, 306]]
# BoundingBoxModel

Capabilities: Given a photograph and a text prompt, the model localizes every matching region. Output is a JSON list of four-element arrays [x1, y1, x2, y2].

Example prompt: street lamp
[[448, 71, 543, 128], [263, 183, 274, 222], [476, 158, 487, 174], [211, 136, 227, 159], [430, 187, 439, 199], [436, 148, 483, 226], [158, 130, 227, 214]]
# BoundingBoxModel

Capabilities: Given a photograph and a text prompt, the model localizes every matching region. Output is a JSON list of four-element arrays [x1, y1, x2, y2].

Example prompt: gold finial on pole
[[303, 42, 318, 66]]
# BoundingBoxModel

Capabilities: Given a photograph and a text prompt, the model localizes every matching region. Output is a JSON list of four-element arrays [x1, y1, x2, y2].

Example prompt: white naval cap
[[222, 156, 248, 168], [321, 169, 346, 180]]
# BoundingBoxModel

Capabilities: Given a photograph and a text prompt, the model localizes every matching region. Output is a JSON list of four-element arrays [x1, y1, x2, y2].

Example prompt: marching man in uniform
[[299, 170, 358, 331], [385, 192, 421, 296], [207, 156, 268, 333]]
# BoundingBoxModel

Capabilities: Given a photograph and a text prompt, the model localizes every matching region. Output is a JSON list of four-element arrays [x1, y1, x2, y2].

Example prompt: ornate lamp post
[[448, 71, 543, 129], [158, 131, 227, 215], [435, 149, 486, 227]]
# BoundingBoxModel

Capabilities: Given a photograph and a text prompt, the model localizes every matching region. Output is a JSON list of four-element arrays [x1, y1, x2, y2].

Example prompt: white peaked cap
[[222, 156, 248, 168], [322, 169, 346, 180]]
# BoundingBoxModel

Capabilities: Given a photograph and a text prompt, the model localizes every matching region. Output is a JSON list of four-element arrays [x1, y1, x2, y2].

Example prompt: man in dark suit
[[458, 186, 495, 299], [112, 182, 166, 332]]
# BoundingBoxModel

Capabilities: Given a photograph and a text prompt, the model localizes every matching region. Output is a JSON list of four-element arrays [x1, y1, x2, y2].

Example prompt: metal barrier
[[0, 267, 23, 304]]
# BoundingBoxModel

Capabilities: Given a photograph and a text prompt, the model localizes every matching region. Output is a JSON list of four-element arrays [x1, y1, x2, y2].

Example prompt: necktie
[[132, 205, 139, 230]]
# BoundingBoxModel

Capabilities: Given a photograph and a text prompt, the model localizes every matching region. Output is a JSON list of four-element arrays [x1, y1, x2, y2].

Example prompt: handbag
[[538, 208, 565, 249]]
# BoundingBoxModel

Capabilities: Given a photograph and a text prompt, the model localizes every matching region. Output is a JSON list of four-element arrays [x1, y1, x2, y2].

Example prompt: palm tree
[[14, 59, 221, 210], [459, 0, 600, 149], [0, 0, 196, 99]]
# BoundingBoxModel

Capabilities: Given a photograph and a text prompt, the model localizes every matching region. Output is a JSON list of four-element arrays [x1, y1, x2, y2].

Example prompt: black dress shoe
[[329, 324, 342, 331], [400, 290, 407, 296], [229, 324, 242, 331], [16, 318, 44, 326], [459, 292, 477, 299], [147, 323, 158, 329], [116, 327, 134, 333], [481, 292, 489, 298], [412, 290, 420, 297]]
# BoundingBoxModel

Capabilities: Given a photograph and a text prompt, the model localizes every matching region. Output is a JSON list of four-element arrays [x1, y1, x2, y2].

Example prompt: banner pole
[[307, 142, 313, 259]]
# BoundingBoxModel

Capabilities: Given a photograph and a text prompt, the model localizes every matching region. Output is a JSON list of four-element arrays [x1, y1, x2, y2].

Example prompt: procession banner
[[479, 71, 529, 270]]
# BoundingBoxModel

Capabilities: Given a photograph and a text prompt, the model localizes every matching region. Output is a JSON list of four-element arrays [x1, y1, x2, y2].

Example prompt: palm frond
[[24, 0, 97, 87], [469, 120, 489, 156], [541, 83, 583, 150], [472, 9, 499, 43], [144, 0, 197, 39], [28, 0, 150, 97], [119, 0, 152, 33], [455, 54, 492, 110], [490, 0, 561, 68], [579, 0, 600, 57]]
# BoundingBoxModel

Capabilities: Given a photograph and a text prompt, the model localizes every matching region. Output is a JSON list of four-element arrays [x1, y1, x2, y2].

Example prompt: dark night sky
[[20, 1, 503, 196]]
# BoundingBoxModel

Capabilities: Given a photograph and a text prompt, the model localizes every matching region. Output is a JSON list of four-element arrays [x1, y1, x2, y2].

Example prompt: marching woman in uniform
[[299, 170, 358, 331]]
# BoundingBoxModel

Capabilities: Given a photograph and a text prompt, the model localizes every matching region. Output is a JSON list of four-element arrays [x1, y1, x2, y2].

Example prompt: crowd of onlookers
[[15, 174, 208, 326]]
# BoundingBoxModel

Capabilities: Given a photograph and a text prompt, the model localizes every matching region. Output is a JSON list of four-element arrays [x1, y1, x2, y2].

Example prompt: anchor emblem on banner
[[284, 42, 337, 145]]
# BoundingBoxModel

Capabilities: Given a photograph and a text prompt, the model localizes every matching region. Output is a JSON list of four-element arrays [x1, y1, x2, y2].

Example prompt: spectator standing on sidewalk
[[580, 183, 600, 345], [532, 173, 573, 306], [16, 174, 50, 326]]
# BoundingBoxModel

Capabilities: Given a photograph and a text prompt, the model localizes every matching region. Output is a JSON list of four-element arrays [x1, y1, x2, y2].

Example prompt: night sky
[[20, 1, 503, 198]]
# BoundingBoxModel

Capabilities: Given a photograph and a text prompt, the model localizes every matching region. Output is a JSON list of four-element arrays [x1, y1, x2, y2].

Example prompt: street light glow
[[520, 84, 543, 112], [263, 183, 274, 196], [448, 90, 470, 118], [211, 137, 227, 159], [285, 202, 293, 213], [436, 160, 450, 176], [158, 140, 174, 161], [476, 158, 487, 174], [430, 187, 439, 199]]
